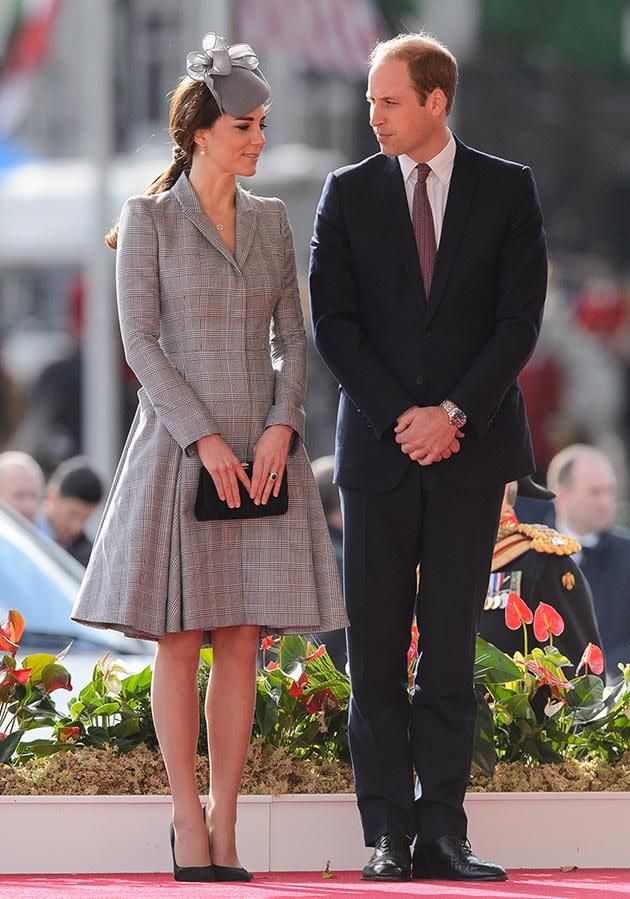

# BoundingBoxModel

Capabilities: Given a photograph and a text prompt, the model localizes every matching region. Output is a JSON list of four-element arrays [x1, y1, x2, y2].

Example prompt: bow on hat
[[186, 33, 260, 112]]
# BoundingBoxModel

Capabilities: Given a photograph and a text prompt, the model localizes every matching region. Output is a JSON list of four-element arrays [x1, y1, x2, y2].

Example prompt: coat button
[[416, 375, 424, 386]]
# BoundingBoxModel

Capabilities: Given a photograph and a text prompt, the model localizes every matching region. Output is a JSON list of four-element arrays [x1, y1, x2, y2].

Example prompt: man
[[542, 445, 629, 684], [0, 451, 45, 522], [37, 456, 104, 567], [309, 33, 547, 882], [479, 480, 602, 666]]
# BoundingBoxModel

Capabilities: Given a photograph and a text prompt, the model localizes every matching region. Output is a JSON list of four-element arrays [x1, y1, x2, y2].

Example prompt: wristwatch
[[440, 399, 467, 429]]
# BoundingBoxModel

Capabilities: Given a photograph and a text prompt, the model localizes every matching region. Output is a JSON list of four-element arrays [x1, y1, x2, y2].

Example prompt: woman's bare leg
[[152, 630, 210, 867], [205, 625, 259, 867]]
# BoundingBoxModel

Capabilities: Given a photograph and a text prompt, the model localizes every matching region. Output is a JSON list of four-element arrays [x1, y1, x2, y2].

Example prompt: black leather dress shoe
[[413, 835, 507, 881], [362, 833, 411, 881]]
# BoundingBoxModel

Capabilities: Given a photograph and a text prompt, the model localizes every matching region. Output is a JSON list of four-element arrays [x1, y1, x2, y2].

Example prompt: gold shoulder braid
[[492, 519, 581, 571], [516, 523, 581, 556]]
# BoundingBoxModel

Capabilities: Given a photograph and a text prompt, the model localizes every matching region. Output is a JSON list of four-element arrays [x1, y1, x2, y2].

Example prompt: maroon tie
[[412, 163, 436, 300]]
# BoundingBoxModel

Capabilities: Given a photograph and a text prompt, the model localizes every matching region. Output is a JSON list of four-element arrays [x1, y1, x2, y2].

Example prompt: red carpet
[[0, 871, 629, 899]]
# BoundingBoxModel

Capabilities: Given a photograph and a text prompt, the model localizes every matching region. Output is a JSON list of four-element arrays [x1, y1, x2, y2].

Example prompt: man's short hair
[[369, 32, 458, 114], [0, 450, 44, 480], [547, 444, 609, 492], [48, 456, 104, 505]]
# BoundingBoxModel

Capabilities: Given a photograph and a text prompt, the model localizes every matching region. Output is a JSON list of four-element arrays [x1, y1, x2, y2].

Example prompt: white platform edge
[[1, 792, 629, 873]]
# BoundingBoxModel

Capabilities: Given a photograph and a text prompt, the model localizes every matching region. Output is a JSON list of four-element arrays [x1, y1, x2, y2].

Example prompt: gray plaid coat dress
[[71, 173, 347, 644]]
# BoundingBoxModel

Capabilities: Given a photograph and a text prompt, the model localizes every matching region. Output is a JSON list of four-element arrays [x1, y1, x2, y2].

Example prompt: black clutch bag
[[194, 462, 288, 521]]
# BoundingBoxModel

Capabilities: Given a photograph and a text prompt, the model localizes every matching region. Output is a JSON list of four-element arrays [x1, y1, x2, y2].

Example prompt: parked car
[[0, 502, 154, 708]]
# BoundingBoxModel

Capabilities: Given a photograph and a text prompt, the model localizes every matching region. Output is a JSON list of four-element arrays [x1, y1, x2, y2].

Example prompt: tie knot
[[416, 163, 431, 183]]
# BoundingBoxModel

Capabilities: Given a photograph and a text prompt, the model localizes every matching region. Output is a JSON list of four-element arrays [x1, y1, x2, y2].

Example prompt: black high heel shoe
[[203, 805, 252, 882], [169, 820, 216, 883]]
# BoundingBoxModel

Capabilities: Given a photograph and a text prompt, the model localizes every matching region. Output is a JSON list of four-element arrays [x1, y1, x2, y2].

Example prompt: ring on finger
[[268, 471, 278, 482]]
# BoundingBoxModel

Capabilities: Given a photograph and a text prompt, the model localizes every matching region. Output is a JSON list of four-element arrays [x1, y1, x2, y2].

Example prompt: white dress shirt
[[397, 130, 456, 247]]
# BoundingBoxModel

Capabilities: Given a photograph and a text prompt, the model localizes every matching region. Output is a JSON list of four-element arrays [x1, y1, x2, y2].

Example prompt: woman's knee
[[156, 630, 203, 665], [212, 625, 260, 660]]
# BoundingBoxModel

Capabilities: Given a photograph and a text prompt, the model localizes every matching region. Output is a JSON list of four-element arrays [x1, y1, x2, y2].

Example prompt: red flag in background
[[236, 0, 388, 79], [0, 0, 62, 135]]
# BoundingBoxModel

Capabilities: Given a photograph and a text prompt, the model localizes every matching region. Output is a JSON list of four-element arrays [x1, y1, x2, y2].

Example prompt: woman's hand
[[250, 425, 293, 505], [197, 434, 251, 509]]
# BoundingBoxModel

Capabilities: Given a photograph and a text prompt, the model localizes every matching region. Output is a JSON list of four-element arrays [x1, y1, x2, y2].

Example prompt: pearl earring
[[200, 147, 206, 156]]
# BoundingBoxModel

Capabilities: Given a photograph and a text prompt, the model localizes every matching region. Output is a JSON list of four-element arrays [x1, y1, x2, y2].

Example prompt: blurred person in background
[[37, 455, 103, 566], [310, 31, 546, 884], [545, 445, 630, 684], [0, 450, 45, 522], [310, 454, 347, 670], [70, 32, 345, 885], [479, 478, 602, 667]]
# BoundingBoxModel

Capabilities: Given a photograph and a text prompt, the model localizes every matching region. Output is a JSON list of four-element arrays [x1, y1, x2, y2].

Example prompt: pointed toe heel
[[169, 823, 216, 883], [212, 863, 253, 882]]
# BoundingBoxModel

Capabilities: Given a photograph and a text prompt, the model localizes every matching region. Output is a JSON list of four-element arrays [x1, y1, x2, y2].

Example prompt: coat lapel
[[425, 138, 478, 325], [234, 186, 257, 270], [171, 173, 257, 271]]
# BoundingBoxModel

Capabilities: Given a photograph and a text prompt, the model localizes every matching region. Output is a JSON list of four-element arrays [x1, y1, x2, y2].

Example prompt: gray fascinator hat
[[186, 33, 270, 117]]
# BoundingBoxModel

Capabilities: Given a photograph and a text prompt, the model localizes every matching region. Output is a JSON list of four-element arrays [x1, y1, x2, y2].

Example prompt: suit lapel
[[425, 138, 478, 325], [376, 156, 427, 324]]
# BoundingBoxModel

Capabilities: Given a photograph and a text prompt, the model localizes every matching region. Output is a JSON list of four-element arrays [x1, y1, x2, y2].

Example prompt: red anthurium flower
[[260, 636, 276, 652], [9, 668, 31, 686], [265, 661, 279, 671], [289, 672, 308, 700], [576, 642, 605, 676], [304, 645, 326, 662], [0, 631, 19, 656], [3, 610, 25, 644], [505, 592, 534, 630], [40, 669, 72, 693], [522, 658, 572, 690], [303, 688, 339, 714], [58, 726, 80, 744], [533, 603, 565, 643]]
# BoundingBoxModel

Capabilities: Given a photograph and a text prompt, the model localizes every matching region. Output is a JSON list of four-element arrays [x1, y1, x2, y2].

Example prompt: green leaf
[[120, 665, 152, 698], [20, 653, 57, 684], [279, 635, 307, 675], [199, 649, 213, 669], [109, 718, 140, 738], [92, 702, 121, 717], [567, 675, 604, 709], [69, 701, 85, 721], [0, 730, 24, 764], [474, 637, 522, 684], [473, 687, 497, 774], [256, 685, 281, 738]]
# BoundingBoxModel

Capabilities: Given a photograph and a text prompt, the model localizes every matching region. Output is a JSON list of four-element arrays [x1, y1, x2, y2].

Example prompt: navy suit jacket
[[309, 137, 548, 491]]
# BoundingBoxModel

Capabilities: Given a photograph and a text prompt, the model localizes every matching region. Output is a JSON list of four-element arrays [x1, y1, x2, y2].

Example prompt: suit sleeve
[[450, 166, 548, 432], [264, 201, 307, 442], [309, 172, 414, 438], [116, 197, 219, 454]]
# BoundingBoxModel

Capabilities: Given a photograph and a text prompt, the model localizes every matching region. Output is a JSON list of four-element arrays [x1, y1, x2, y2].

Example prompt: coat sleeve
[[450, 166, 548, 433], [263, 201, 307, 442], [309, 172, 414, 439], [116, 196, 219, 454]]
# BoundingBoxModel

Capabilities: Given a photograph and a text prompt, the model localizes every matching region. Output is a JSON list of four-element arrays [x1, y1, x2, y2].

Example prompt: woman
[[71, 33, 347, 883]]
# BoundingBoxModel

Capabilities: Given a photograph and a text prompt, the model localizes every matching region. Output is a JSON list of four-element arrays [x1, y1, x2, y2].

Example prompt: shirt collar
[[556, 519, 600, 549], [398, 130, 456, 186]]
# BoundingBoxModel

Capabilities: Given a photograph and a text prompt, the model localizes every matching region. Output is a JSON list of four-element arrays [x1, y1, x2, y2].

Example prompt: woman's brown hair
[[105, 77, 222, 249]]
